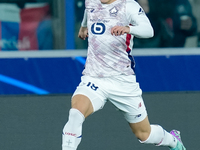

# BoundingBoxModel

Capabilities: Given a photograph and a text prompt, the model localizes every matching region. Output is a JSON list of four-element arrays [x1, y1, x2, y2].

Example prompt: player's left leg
[[128, 114, 186, 149]]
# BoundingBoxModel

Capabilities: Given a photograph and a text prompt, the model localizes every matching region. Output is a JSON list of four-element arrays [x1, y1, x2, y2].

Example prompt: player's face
[[100, 0, 116, 4]]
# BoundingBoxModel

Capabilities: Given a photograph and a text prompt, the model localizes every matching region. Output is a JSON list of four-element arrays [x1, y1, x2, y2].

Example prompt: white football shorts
[[72, 75, 147, 123]]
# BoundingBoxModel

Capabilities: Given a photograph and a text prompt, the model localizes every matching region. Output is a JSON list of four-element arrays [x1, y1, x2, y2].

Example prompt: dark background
[[0, 92, 199, 150]]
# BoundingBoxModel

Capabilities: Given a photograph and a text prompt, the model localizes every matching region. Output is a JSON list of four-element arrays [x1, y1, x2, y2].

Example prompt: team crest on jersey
[[109, 7, 118, 17]]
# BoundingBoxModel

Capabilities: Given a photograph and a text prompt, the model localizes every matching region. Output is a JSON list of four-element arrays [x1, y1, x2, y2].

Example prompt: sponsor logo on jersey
[[91, 23, 106, 35], [138, 8, 145, 15], [109, 6, 118, 17], [90, 19, 110, 24]]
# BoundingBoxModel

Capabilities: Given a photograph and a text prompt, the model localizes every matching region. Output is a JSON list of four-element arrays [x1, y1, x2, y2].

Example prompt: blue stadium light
[[75, 56, 86, 65], [0, 74, 50, 95], [65, 0, 75, 49]]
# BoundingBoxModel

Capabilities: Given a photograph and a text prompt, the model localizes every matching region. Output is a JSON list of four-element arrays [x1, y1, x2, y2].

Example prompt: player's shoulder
[[126, 0, 140, 7], [126, 0, 143, 14], [85, 0, 101, 7]]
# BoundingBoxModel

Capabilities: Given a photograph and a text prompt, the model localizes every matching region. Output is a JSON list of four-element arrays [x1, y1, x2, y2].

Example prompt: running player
[[62, 0, 186, 150]]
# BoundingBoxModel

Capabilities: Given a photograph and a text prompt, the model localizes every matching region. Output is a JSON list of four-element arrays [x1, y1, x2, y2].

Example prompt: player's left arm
[[126, 0, 154, 38], [111, 0, 154, 38]]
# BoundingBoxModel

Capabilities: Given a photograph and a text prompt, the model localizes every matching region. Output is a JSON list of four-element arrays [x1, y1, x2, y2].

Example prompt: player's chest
[[87, 5, 127, 26]]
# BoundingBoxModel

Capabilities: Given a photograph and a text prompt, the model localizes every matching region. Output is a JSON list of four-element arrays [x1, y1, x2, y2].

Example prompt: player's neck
[[101, 0, 117, 4]]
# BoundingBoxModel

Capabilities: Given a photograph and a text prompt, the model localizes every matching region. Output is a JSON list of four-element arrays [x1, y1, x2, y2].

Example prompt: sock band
[[62, 108, 85, 149], [140, 124, 177, 148]]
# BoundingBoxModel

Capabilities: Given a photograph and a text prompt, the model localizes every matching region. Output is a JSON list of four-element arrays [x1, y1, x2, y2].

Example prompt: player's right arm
[[78, 10, 88, 40], [78, 26, 88, 40]]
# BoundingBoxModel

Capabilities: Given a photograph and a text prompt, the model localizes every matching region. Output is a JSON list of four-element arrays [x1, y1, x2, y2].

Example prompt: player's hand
[[78, 26, 88, 40], [111, 26, 130, 36]]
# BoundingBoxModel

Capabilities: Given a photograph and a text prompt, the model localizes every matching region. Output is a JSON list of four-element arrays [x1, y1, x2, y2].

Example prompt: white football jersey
[[82, 0, 153, 77]]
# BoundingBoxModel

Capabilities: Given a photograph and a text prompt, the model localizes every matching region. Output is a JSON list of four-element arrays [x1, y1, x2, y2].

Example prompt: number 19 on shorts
[[87, 82, 99, 91]]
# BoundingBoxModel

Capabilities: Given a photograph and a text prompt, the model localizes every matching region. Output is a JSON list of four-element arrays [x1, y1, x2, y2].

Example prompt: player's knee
[[63, 108, 85, 130], [71, 95, 93, 118]]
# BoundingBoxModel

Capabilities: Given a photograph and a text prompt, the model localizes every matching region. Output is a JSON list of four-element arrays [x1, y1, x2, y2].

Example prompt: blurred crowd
[[134, 0, 198, 48], [0, 1, 53, 51], [1, 0, 198, 50], [75, 0, 200, 49]]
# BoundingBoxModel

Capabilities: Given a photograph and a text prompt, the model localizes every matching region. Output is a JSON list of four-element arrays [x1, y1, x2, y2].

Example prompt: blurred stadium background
[[0, 0, 200, 150]]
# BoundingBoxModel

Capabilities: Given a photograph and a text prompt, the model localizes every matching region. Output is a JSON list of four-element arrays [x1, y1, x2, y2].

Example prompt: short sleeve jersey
[[83, 0, 143, 77]]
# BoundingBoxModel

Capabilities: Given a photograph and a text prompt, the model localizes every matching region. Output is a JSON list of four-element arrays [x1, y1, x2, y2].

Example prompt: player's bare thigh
[[71, 94, 94, 118], [129, 116, 151, 141]]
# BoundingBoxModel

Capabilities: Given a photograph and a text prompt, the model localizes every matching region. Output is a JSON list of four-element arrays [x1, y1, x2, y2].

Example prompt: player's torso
[[84, 0, 135, 77]]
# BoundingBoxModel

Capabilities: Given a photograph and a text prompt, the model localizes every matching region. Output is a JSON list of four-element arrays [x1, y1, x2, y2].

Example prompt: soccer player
[[62, 0, 186, 150]]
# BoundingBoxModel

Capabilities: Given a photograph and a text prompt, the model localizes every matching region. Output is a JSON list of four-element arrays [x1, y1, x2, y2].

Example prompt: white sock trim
[[139, 125, 164, 144], [140, 124, 178, 148]]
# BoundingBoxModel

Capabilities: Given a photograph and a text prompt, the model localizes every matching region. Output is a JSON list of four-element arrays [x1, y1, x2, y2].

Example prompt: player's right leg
[[71, 94, 94, 118], [62, 94, 93, 150], [62, 76, 107, 150]]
